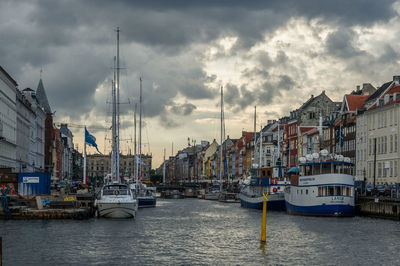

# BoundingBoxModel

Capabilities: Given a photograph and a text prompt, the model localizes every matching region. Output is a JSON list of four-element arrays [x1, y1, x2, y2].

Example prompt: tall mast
[[220, 86, 223, 190], [254, 106, 257, 166], [139, 77, 142, 179], [116, 27, 120, 183], [134, 103, 137, 179], [111, 56, 117, 180], [259, 125, 263, 175]]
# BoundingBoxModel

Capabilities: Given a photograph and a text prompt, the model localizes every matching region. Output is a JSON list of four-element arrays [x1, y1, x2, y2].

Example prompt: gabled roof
[[344, 94, 369, 112], [366, 81, 392, 104], [36, 78, 52, 114]]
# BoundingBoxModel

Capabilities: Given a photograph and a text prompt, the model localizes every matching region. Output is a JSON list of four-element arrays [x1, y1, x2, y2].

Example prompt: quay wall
[[356, 197, 400, 220]]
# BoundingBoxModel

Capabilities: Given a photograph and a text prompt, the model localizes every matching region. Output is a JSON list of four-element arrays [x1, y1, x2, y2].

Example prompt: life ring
[[113, 190, 120, 196], [271, 178, 278, 185], [273, 187, 278, 193]]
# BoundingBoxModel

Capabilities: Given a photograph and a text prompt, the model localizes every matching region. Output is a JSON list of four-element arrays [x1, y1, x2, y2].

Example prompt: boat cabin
[[300, 161, 354, 176], [103, 184, 131, 196]]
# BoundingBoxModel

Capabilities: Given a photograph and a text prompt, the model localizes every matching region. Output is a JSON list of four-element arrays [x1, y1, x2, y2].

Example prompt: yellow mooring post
[[261, 192, 268, 243]]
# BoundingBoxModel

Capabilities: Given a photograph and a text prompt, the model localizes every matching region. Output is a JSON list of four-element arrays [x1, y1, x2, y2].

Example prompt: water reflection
[[1, 199, 400, 265]]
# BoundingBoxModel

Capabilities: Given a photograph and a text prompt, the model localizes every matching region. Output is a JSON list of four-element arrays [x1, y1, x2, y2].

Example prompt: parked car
[[376, 185, 386, 196]]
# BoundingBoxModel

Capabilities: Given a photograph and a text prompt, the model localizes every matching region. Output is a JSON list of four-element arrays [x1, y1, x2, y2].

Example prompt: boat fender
[[271, 178, 278, 185], [273, 187, 278, 193]]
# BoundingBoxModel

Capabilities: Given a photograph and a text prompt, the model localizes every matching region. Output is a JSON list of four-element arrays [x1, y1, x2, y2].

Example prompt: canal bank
[[1, 198, 400, 265], [356, 196, 400, 220]]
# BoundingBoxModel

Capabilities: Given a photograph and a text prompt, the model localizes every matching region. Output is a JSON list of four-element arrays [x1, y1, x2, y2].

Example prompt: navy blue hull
[[285, 202, 354, 217], [240, 199, 286, 211], [138, 197, 157, 208]]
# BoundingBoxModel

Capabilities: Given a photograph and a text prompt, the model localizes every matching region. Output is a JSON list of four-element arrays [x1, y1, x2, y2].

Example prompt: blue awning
[[287, 167, 300, 174]]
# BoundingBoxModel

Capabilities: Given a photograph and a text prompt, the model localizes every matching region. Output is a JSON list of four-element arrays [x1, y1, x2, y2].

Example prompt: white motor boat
[[96, 183, 138, 218]]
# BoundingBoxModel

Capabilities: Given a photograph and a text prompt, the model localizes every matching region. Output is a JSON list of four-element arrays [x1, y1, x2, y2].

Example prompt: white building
[[364, 76, 400, 185], [0, 66, 17, 171], [16, 89, 35, 172], [22, 87, 45, 172]]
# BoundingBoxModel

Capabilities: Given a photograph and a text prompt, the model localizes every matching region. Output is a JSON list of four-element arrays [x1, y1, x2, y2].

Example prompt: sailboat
[[130, 77, 156, 208], [204, 86, 225, 200], [95, 28, 138, 218], [238, 110, 287, 210]]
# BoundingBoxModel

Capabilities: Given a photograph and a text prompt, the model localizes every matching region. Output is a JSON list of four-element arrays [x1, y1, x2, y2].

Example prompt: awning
[[286, 167, 300, 174]]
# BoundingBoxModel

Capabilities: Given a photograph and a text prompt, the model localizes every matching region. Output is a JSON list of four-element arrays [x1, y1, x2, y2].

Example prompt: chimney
[[393, 76, 400, 85]]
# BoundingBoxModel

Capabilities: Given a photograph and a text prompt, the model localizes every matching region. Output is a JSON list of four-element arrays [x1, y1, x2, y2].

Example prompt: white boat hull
[[204, 192, 219, 200], [96, 200, 137, 218], [284, 173, 355, 217]]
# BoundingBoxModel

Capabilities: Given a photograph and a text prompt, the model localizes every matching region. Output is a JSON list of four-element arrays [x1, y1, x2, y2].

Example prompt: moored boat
[[284, 156, 355, 217], [239, 170, 287, 210], [96, 183, 138, 218]]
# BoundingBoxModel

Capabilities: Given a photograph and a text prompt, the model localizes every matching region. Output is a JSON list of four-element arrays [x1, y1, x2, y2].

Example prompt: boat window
[[306, 189, 308, 195], [321, 163, 331, 174], [328, 186, 334, 196], [301, 190, 303, 195], [346, 187, 350, 196], [103, 189, 129, 195]]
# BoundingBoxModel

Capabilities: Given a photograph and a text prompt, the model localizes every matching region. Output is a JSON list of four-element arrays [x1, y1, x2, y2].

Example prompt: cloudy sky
[[2, 0, 400, 167]]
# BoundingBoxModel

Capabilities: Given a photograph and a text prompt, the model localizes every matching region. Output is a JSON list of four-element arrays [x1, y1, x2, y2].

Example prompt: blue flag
[[336, 126, 344, 147], [85, 128, 101, 153]]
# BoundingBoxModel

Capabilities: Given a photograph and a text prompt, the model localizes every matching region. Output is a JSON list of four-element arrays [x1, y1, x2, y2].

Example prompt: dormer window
[[384, 94, 390, 104]]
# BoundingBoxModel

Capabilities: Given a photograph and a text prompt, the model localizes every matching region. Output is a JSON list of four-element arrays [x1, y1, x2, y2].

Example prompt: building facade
[[0, 66, 17, 171]]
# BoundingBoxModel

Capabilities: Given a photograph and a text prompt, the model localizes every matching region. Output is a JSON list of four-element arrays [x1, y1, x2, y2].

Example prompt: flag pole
[[83, 127, 87, 185]]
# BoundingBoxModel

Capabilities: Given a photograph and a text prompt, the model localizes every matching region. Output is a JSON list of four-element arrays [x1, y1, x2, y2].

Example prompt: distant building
[[0, 66, 17, 171], [86, 153, 152, 182], [60, 124, 73, 180]]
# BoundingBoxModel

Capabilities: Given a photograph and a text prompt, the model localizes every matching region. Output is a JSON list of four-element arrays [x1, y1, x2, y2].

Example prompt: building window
[[395, 161, 398, 177], [395, 134, 398, 153], [390, 135, 393, 153], [395, 110, 398, 125], [378, 162, 382, 178], [390, 161, 393, 177], [390, 110, 393, 126]]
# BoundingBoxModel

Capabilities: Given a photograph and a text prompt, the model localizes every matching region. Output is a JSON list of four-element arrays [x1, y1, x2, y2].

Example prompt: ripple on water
[[1, 198, 400, 265]]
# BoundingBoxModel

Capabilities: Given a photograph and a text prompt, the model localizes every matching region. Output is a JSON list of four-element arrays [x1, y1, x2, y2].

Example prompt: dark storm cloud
[[170, 103, 197, 116], [224, 74, 297, 110], [0, 0, 397, 128], [325, 29, 365, 58]]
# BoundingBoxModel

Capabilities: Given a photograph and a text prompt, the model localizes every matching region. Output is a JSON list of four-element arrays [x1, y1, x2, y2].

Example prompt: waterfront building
[[283, 91, 338, 170], [16, 89, 34, 172], [22, 87, 46, 172], [338, 88, 373, 179], [202, 139, 218, 178], [365, 76, 400, 185], [35, 78, 54, 175], [0, 66, 17, 171], [60, 124, 74, 180], [52, 128, 63, 179]]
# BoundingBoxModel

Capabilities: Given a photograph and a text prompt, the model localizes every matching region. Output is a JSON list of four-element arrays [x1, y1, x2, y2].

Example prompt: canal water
[[1, 198, 400, 265]]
